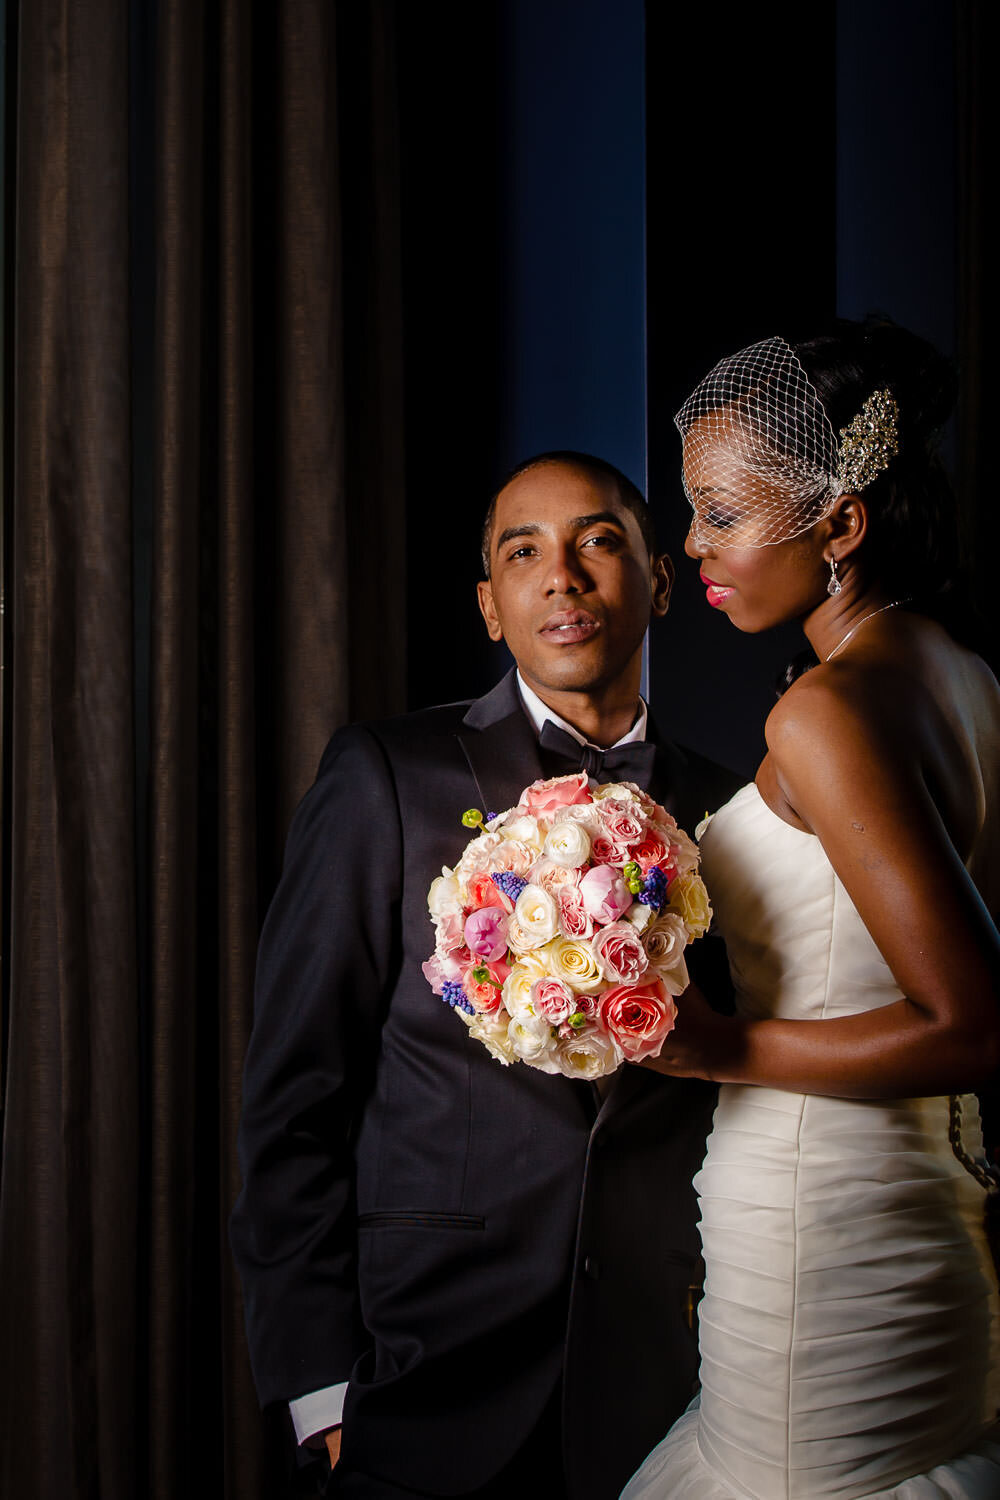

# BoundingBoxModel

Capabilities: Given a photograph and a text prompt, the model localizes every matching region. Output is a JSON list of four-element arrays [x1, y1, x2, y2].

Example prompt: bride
[[623, 321, 1000, 1499]]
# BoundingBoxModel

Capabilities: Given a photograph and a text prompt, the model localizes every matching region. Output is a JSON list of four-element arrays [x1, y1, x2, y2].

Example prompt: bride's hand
[[641, 984, 742, 1081]]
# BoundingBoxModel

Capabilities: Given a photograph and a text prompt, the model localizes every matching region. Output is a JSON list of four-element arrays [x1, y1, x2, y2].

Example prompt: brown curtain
[[0, 3, 406, 1498]]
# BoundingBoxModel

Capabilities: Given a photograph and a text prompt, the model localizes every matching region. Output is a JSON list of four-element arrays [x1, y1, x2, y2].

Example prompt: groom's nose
[[544, 543, 588, 595]]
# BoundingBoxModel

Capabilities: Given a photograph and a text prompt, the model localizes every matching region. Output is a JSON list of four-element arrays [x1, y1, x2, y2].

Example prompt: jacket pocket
[[357, 1209, 485, 1231]]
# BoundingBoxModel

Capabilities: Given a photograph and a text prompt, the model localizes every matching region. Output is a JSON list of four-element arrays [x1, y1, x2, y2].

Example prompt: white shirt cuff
[[289, 1383, 348, 1445]]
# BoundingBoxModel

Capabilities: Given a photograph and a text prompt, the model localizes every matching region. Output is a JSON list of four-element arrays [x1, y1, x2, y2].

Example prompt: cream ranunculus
[[542, 819, 591, 869], [667, 872, 713, 939], [543, 936, 605, 994], [625, 901, 655, 933], [554, 1028, 623, 1079], [500, 814, 546, 852], [511, 884, 559, 948], [507, 1013, 561, 1073], [427, 869, 462, 916]]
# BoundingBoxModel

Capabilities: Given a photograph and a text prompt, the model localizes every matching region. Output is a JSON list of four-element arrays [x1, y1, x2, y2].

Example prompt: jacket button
[[583, 1255, 600, 1279]]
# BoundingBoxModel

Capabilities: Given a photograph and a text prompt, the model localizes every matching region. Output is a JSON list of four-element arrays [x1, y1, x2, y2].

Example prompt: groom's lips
[[538, 609, 601, 644], [700, 571, 734, 608]]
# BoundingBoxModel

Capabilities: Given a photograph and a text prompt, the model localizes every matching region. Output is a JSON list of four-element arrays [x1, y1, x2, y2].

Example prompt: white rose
[[508, 1013, 561, 1074], [543, 936, 605, 994], [427, 870, 462, 917], [643, 911, 691, 994], [501, 957, 548, 1020], [542, 820, 591, 869], [511, 884, 559, 948], [555, 1029, 623, 1080]]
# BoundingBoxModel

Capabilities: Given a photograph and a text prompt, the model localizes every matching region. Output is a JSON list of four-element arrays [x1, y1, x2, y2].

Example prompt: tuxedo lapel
[[457, 670, 547, 819]]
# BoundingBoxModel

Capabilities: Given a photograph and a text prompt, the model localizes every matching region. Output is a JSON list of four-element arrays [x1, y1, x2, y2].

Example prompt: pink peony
[[464, 906, 510, 961], [522, 773, 592, 819], [579, 864, 632, 925], [591, 920, 649, 984], [598, 979, 677, 1062]]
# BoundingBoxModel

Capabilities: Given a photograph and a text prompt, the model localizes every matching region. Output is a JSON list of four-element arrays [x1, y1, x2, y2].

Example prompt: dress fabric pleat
[[622, 783, 1000, 1500]]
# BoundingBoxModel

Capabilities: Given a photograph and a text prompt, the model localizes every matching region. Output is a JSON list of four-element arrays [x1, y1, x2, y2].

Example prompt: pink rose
[[558, 885, 594, 939], [598, 979, 677, 1062], [533, 858, 582, 898], [590, 834, 626, 866], [591, 920, 650, 984], [523, 773, 592, 818], [628, 834, 673, 876], [464, 906, 510, 961], [579, 865, 632, 925], [531, 976, 575, 1025], [599, 799, 646, 846], [462, 959, 508, 1016], [467, 871, 512, 912]]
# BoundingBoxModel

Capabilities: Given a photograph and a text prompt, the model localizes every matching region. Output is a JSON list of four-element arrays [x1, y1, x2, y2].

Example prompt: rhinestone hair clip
[[836, 388, 899, 494]]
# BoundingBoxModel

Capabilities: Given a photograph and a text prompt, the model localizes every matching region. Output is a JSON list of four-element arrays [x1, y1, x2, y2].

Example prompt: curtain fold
[[0, 3, 138, 1497], [0, 3, 406, 1497]]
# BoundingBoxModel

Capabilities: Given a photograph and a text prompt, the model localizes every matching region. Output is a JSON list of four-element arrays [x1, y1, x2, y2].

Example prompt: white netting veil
[[675, 335, 844, 548]]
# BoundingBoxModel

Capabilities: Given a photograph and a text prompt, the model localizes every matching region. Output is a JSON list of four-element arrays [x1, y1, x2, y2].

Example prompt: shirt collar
[[516, 671, 647, 750]]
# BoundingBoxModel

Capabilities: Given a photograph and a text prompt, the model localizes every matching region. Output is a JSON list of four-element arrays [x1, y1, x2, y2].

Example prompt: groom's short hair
[[480, 450, 657, 577]]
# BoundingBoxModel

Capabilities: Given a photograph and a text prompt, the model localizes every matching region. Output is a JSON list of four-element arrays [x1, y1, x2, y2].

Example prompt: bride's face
[[681, 431, 828, 632]]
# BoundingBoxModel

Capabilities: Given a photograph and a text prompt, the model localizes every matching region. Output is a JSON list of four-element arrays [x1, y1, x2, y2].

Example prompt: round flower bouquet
[[422, 772, 712, 1079]]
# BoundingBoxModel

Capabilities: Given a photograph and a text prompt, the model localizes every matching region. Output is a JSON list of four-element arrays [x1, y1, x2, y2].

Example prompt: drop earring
[[827, 557, 842, 597]]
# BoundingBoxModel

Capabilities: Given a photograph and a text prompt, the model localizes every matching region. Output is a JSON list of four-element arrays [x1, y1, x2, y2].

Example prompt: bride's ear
[[823, 494, 868, 565]]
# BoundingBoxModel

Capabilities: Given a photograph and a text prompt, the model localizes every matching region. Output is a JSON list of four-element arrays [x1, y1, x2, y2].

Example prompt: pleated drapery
[[0, 4, 406, 1498]]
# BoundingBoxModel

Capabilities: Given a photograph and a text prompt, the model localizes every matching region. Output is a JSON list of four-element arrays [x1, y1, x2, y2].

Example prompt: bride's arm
[[645, 672, 1000, 1097]]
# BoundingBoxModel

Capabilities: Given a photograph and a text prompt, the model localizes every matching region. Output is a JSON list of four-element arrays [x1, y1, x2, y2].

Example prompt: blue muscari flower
[[441, 979, 475, 1016], [641, 867, 668, 912], [491, 871, 527, 903]]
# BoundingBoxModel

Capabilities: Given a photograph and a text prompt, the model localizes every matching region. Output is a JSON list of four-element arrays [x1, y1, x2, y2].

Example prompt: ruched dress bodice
[[623, 782, 1000, 1500]]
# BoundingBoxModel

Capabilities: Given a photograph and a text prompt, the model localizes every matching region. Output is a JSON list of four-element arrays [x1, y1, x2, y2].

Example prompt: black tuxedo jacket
[[231, 671, 741, 1498]]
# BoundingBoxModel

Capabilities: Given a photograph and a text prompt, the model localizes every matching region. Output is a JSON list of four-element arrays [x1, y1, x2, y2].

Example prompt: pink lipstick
[[700, 572, 734, 608]]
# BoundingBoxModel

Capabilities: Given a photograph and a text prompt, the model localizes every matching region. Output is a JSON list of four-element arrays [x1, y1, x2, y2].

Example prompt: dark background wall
[[398, 0, 987, 780]]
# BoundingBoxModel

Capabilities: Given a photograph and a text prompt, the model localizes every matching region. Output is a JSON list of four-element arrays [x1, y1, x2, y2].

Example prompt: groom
[[231, 452, 740, 1499]]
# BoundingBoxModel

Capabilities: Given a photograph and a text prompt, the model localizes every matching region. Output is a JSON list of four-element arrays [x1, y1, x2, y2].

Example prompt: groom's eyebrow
[[494, 512, 626, 553]]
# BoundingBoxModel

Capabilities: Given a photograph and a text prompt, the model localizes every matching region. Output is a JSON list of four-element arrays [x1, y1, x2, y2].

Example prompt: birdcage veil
[[675, 335, 898, 548]]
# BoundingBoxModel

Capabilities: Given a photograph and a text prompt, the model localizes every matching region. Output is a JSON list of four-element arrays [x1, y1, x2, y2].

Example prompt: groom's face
[[477, 462, 671, 707]]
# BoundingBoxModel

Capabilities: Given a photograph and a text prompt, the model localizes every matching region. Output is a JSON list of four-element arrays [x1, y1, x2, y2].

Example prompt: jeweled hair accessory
[[836, 388, 899, 495], [675, 336, 899, 548]]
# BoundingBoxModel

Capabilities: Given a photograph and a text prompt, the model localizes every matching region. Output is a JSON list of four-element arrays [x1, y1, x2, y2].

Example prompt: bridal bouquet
[[422, 772, 711, 1079]]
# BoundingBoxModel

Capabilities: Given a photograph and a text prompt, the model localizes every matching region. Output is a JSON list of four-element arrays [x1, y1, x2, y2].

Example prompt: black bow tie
[[538, 718, 657, 791]]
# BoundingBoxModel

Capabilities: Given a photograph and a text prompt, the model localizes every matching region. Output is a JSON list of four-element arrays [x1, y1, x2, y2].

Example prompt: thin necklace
[[825, 598, 909, 662]]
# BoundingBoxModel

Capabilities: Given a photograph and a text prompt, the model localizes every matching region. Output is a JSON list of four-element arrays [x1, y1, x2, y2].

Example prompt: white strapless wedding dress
[[623, 782, 1000, 1500]]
